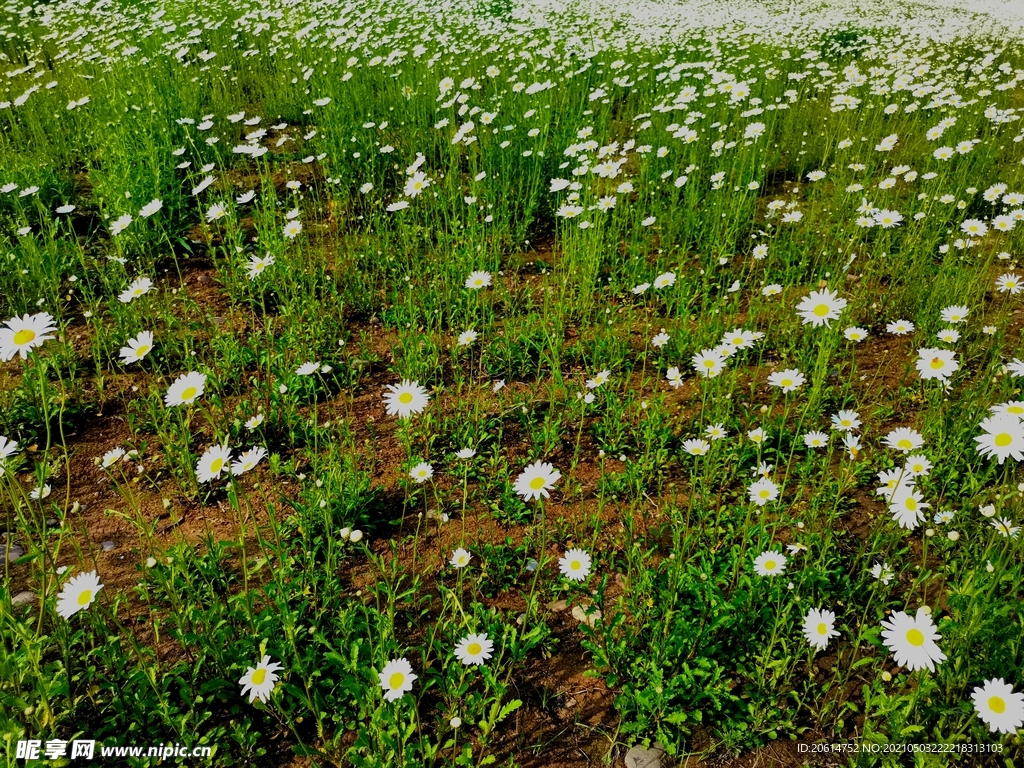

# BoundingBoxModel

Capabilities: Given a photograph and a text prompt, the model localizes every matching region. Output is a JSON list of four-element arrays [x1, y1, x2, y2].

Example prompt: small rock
[[101, 540, 116, 552], [572, 603, 602, 627], [211, 316, 226, 326], [46, 518, 60, 527], [196, 273, 213, 285], [12, 590, 36, 606], [625, 742, 666, 768], [547, 599, 568, 612], [4, 544, 25, 563]]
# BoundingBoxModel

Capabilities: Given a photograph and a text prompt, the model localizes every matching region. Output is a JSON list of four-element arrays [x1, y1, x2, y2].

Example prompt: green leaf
[[496, 698, 522, 722], [292, 745, 330, 758]]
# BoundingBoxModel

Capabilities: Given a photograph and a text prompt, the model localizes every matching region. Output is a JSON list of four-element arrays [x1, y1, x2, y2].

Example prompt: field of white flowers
[[2, 0, 1024, 765]]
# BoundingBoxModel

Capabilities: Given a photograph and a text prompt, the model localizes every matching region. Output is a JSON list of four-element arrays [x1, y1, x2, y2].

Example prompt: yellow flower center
[[781, 379, 793, 387], [252, 669, 266, 685], [813, 304, 830, 316], [764, 560, 776, 570], [77, 589, 93, 606], [906, 628, 925, 646], [704, 360, 715, 367], [389, 672, 405, 689], [897, 439, 912, 450], [135, 345, 150, 357], [398, 392, 413, 404], [929, 358, 944, 369], [13, 329, 36, 345], [210, 458, 224, 474], [181, 386, 197, 401], [529, 476, 546, 490], [989, 695, 1006, 714], [1008, 405, 1024, 414], [759, 490, 769, 498], [817, 622, 827, 635], [570, 560, 581, 570], [905, 498, 917, 511], [995, 433, 1012, 447], [467, 642, 482, 655]]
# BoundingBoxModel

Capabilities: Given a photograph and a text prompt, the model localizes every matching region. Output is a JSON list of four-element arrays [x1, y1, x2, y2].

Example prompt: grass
[[1, 0, 1024, 765]]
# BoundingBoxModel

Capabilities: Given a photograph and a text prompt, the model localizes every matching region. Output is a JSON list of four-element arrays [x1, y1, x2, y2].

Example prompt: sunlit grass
[[2, 0, 1024, 765]]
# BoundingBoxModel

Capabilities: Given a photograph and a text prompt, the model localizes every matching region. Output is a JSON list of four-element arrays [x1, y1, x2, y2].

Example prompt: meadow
[[1, 0, 1024, 765]]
